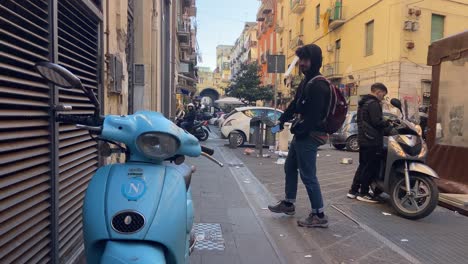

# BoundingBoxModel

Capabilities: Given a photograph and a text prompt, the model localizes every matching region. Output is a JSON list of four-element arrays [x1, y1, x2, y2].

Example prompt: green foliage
[[226, 63, 274, 103]]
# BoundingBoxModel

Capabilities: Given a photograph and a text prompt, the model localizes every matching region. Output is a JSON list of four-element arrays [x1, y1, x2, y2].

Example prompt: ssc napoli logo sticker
[[121, 178, 146, 201]]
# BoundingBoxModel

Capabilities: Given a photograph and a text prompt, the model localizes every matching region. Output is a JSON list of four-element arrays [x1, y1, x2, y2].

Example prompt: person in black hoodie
[[268, 44, 330, 228], [347, 83, 391, 203]]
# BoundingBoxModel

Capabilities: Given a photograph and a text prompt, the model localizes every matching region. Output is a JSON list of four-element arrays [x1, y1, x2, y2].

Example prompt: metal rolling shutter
[[57, 0, 100, 261], [0, 1, 52, 263]]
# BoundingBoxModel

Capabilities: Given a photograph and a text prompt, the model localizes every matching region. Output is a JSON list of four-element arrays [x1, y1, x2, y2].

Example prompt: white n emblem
[[128, 183, 141, 194]]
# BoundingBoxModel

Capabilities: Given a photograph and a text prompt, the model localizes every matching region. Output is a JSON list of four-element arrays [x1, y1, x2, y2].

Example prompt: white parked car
[[220, 107, 283, 146]]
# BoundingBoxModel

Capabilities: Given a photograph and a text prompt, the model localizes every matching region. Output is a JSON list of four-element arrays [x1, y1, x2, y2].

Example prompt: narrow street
[[188, 128, 468, 264]]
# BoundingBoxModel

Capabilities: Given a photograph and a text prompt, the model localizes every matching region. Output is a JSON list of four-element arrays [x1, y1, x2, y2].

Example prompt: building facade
[[230, 22, 259, 80], [256, 0, 277, 86], [215, 45, 234, 83], [277, 0, 468, 110]]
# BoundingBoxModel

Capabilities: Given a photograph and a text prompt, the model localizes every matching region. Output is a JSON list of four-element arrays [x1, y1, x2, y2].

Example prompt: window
[[336, 39, 341, 50], [316, 4, 320, 26], [280, 37, 283, 48], [243, 109, 265, 118], [365, 20, 374, 56], [289, 30, 292, 43], [431, 14, 445, 43], [300, 18, 304, 35], [281, 6, 284, 19], [267, 110, 282, 122]]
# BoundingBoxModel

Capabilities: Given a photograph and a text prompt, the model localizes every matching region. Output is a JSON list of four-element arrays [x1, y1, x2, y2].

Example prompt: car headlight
[[136, 132, 180, 159]]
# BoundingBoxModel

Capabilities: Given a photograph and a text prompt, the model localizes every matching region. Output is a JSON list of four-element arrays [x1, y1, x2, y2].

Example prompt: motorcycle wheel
[[198, 129, 209, 141], [390, 174, 439, 220]]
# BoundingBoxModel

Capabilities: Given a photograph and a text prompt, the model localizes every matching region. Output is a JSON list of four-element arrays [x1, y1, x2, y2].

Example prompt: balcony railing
[[329, 4, 346, 31], [289, 35, 304, 50], [275, 21, 284, 33], [177, 20, 190, 43], [291, 0, 305, 14], [323, 62, 343, 79], [265, 14, 274, 28]]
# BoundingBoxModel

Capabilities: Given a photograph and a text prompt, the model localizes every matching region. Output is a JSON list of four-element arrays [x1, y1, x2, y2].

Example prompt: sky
[[196, 0, 260, 71]]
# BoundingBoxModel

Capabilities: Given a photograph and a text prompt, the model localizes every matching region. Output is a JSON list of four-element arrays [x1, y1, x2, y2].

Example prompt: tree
[[226, 63, 273, 103]]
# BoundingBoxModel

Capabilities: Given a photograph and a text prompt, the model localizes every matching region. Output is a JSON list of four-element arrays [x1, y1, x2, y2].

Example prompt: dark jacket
[[279, 44, 330, 140], [184, 109, 196, 124], [357, 95, 390, 147]]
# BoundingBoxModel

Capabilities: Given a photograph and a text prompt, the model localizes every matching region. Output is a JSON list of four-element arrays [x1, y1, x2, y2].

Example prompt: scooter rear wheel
[[390, 174, 439, 220]]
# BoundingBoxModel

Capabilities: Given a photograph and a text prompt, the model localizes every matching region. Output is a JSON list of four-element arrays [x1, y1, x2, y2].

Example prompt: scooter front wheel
[[197, 128, 209, 141], [390, 174, 439, 220]]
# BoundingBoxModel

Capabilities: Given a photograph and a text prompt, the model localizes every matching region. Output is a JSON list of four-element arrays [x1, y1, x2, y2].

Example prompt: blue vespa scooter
[[35, 62, 224, 263]]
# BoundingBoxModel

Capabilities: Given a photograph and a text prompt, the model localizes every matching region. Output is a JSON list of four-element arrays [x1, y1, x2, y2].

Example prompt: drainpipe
[[152, 0, 159, 111]]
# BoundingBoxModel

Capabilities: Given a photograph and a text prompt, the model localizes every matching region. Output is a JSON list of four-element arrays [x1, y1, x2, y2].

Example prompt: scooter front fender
[[409, 162, 439, 178], [101, 241, 165, 264]]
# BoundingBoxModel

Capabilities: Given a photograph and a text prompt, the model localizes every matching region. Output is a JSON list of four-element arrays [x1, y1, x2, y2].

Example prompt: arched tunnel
[[199, 88, 220, 106]]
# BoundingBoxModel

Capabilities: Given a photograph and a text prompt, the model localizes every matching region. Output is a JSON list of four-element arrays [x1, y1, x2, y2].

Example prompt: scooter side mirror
[[35, 62, 82, 89], [390, 98, 403, 114], [99, 142, 112, 157]]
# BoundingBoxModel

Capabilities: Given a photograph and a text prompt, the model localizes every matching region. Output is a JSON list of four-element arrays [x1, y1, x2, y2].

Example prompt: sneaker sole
[[356, 196, 379, 203], [297, 222, 329, 228], [347, 194, 357, 199], [268, 208, 295, 215]]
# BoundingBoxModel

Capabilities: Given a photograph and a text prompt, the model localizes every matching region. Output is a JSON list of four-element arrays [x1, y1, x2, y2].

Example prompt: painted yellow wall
[[276, 0, 468, 105], [401, 0, 468, 64], [103, 0, 129, 115]]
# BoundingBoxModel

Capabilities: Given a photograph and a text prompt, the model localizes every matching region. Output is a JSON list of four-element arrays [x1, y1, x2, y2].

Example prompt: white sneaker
[[347, 192, 357, 199], [357, 195, 379, 203]]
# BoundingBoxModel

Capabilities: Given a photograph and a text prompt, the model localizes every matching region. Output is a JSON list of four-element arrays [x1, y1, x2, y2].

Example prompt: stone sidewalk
[[232, 144, 468, 264], [188, 139, 282, 264]]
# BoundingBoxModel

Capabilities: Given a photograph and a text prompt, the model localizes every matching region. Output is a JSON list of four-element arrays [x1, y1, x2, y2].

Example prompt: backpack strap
[[306, 75, 333, 122]]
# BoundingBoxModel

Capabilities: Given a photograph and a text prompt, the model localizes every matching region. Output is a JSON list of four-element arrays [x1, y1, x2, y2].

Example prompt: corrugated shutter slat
[[0, 1, 51, 263], [57, 0, 100, 261]]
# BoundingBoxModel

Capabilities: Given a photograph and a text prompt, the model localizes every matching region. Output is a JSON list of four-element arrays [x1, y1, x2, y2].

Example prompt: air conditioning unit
[[404, 21, 413, 31], [326, 44, 334, 52]]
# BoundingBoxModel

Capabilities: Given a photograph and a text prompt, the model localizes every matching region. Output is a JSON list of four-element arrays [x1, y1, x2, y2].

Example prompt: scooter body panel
[[83, 162, 189, 264], [100, 241, 166, 264]]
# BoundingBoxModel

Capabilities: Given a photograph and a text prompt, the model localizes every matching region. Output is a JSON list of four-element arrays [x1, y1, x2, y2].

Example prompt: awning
[[178, 73, 197, 83], [215, 97, 244, 104], [176, 88, 191, 95]]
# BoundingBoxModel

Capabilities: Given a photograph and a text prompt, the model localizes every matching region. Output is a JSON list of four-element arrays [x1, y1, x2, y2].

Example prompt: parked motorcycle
[[175, 117, 210, 142], [371, 98, 439, 220], [35, 62, 224, 263]]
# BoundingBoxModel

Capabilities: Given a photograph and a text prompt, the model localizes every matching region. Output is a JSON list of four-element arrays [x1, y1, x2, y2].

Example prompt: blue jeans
[[284, 136, 324, 214]]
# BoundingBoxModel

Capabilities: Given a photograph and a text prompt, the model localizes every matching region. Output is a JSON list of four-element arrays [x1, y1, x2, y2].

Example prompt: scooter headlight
[[415, 125, 423, 137], [418, 142, 428, 159], [136, 132, 180, 160], [389, 137, 407, 158]]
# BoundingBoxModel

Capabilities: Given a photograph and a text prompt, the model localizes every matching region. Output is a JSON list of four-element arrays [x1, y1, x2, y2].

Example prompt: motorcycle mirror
[[390, 98, 403, 113], [35, 62, 82, 89], [99, 142, 112, 157]]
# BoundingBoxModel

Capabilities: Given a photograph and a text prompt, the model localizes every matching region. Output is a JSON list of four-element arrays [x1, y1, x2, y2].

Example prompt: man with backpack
[[347, 83, 392, 203], [268, 44, 347, 228]]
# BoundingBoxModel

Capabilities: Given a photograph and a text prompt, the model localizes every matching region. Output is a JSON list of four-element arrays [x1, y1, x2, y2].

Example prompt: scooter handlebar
[[201, 146, 214, 156]]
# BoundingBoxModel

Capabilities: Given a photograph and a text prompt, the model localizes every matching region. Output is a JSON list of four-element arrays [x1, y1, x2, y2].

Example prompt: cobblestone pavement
[[231, 143, 468, 264]]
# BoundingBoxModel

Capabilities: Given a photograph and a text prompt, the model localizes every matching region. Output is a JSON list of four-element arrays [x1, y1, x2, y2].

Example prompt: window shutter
[[365, 21, 374, 56], [431, 14, 444, 43]]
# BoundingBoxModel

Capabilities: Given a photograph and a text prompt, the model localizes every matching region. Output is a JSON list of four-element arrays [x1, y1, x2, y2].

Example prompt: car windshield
[[224, 110, 237, 119]]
